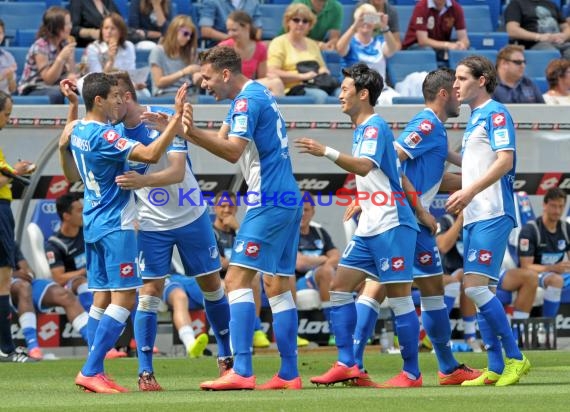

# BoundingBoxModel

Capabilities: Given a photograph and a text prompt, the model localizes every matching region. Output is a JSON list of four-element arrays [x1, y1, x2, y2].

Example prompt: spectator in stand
[[336, 3, 400, 104], [493, 45, 545, 104], [10, 244, 91, 361], [129, 0, 171, 47], [505, 0, 570, 60], [69, 0, 120, 48], [403, 0, 469, 65], [292, 0, 343, 51], [219, 11, 284, 96], [199, 0, 263, 48], [149, 15, 200, 97], [18, 7, 76, 104], [86, 13, 136, 74], [543, 58, 570, 104], [0, 20, 17, 94], [268, 3, 333, 103], [358, 0, 402, 50]]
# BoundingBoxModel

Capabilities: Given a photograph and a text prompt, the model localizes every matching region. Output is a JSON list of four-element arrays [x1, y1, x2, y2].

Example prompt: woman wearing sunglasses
[[267, 3, 332, 103], [149, 15, 199, 97], [218, 10, 284, 96]]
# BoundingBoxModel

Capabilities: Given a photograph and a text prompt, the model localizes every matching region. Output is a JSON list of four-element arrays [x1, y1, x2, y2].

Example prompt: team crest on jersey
[[245, 242, 261, 258], [234, 98, 248, 113], [120, 263, 135, 278], [467, 249, 477, 262], [209, 246, 219, 259], [391, 257, 404, 271], [115, 138, 128, 150], [234, 241, 245, 254], [363, 126, 378, 139], [558, 240, 566, 250], [46, 251, 55, 265], [314, 239, 324, 249], [519, 238, 529, 252], [419, 120, 433, 135], [404, 131, 422, 148], [103, 129, 120, 143], [379, 258, 390, 272], [418, 252, 432, 266], [492, 113, 506, 127], [478, 250, 492, 265]]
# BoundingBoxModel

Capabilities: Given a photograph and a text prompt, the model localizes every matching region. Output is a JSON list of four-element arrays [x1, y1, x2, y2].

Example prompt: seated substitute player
[[45, 193, 93, 312], [58, 72, 185, 393], [11, 244, 89, 360], [163, 274, 210, 358], [296, 63, 423, 388]]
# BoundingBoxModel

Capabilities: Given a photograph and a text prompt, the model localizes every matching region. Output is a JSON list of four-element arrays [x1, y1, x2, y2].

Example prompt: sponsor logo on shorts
[[478, 250, 492, 265], [120, 263, 135, 278], [245, 242, 261, 258], [392, 257, 404, 271], [418, 252, 432, 266]]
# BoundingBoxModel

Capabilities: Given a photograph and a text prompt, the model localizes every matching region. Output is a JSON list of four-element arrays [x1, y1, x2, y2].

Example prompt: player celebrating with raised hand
[[448, 55, 530, 387], [297, 63, 422, 388], [59, 72, 185, 394], [182, 46, 303, 391]]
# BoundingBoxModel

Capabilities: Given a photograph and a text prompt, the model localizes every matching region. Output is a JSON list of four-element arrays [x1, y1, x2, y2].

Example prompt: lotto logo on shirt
[[492, 113, 506, 127], [404, 131, 422, 148], [419, 120, 433, 134], [417, 251, 433, 266], [391, 257, 405, 271], [363, 126, 378, 139], [103, 129, 120, 143], [234, 98, 248, 113], [46, 251, 56, 265], [478, 250, 492, 265], [245, 242, 261, 258], [120, 263, 135, 278]]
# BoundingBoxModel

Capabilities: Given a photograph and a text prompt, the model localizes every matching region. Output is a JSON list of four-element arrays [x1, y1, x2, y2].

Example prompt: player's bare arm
[[116, 152, 186, 189]]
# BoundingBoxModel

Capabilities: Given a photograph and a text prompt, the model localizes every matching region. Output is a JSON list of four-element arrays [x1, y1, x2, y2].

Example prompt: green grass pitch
[[1, 351, 570, 411]]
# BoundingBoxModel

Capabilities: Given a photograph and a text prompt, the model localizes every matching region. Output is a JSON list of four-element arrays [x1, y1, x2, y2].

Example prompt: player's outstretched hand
[[343, 199, 362, 222], [295, 137, 326, 157], [141, 111, 169, 132], [59, 78, 79, 105], [115, 170, 146, 190], [174, 82, 189, 115], [182, 103, 195, 140]]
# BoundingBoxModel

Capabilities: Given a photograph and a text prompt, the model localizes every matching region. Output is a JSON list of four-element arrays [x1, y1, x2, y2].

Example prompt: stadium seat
[[197, 95, 232, 104], [468, 32, 509, 51], [1, 14, 44, 33], [459, 0, 500, 31], [341, 5, 357, 33], [392, 96, 424, 104], [135, 49, 151, 68], [5, 47, 30, 79], [394, 5, 414, 37], [448, 49, 498, 69], [322, 50, 342, 80], [533, 77, 549, 94], [11, 96, 51, 105], [26, 200, 60, 280], [386, 50, 437, 85], [138, 96, 176, 105], [14, 29, 36, 48], [324, 95, 340, 104], [463, 5, 494, 33], [114, 0, 129, 23], [259, 4, 287, 41], [523, 50, 562, 79], [0, 2, 46, 16]]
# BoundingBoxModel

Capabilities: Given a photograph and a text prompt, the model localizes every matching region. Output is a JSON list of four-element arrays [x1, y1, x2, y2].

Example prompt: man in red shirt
[[403, 0, 469, 63]]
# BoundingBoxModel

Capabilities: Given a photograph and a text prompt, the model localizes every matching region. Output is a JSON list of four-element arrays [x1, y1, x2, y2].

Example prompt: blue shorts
[[231, 206, 302, 275], [413, 224, 443, 278], [463, 216, 514, 281], [0, 201, 16, 268], [296, 270, 317, 291], [339, 225, 417, 284], [10, 278, 56, 313], [86, 230, 142, 291], [138, 210, 221, 279], [163, 274, 204, 310]]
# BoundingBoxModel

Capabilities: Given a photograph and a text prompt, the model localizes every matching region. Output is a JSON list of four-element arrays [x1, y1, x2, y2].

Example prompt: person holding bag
[[268, 3, 334, 103]]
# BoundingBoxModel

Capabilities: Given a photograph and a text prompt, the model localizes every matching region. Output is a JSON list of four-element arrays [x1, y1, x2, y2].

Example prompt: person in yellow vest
[[0, 90, 36, 362]]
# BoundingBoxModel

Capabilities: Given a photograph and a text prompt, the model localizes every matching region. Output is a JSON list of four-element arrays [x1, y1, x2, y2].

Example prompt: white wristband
[[324, 146, 340, 162]]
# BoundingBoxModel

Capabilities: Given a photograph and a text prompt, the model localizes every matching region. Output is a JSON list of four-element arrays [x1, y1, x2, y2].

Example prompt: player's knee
[[169, 288, 189, 308], [464, 286, 493, 307], [12, 282, 32, 300], [546, 274, 564, 289], [137, 295, 161, 313]]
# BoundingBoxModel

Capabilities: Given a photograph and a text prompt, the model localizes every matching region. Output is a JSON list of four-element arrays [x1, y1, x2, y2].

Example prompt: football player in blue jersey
[[59, 72, 185, 393], [297, 63, 424, 388], [347, 68, 481, 387], [183, 46, 303, 391], [448, 55, 530, 386], [110, 72, 232, 390]]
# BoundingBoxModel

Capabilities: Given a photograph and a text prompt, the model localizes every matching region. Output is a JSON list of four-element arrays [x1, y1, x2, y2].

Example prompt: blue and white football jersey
[[352, 114, 419, 237], [224, 80, 300, 208], [395, 108, 448, 211], [462, 99, 516, 226], [120, 106, 206, 231], [69, 120, 138, 242]]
